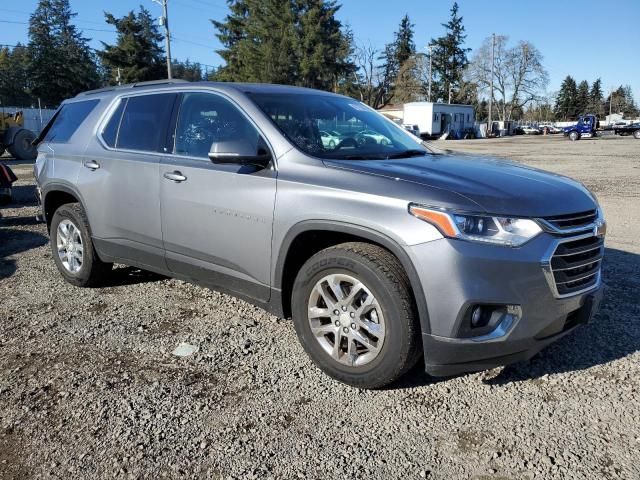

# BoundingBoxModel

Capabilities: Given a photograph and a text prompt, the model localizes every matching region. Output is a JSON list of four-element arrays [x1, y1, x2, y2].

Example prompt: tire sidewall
[[292, 250, 413, 387], [50, 205, 94, 286]]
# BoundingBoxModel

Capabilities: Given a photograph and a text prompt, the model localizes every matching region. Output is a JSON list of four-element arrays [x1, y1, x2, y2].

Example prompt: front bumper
[[407, 234, 604, 376]]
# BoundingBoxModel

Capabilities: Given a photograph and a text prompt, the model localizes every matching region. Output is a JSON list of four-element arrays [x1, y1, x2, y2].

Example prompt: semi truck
[[563, 114, 599, 141]]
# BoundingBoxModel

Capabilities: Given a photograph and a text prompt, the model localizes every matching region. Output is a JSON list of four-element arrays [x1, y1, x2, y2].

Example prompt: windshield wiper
[[386, 149, 428, 159]]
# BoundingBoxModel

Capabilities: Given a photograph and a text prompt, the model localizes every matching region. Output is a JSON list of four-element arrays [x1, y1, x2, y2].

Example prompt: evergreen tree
[[0, 44, 32, 106], [554, 75, 578, 120], [589, 78, 604, 116], [377, 14, 416, 105], [430, 2, 470, 103], [27, 0, 100, 107], [99, 7, 166, 84], [173, 60, 203, 82], [576, 80, 590, 116], [212, 0, 354, 90]]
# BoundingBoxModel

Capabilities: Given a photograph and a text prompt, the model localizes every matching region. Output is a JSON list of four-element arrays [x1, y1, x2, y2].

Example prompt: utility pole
[[153, 0, 173, 79], [488, 33, 495, 136], [425, 44, 434, 103]]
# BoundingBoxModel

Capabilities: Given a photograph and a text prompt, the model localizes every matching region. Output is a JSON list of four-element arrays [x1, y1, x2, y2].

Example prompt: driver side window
[[173, 92, 261, 159]]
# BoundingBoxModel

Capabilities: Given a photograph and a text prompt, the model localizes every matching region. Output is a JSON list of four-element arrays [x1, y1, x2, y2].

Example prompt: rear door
[[77, 92, 177, 270], [159, 91, 277, 301]]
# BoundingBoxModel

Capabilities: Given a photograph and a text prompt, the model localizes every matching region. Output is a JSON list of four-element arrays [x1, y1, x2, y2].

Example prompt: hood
[[324, 153, 596, 217]]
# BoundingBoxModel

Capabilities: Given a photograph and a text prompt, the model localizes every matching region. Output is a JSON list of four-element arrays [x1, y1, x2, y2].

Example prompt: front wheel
[[569, 131, 580, 141], [291, 242, 422, 389], [634, 130, 640, 139], [50, 203, 112, 287]]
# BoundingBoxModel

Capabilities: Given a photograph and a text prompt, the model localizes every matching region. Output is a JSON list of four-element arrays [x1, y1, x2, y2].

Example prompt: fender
[[41, 181, 88, 225], [274, 220, 432, 334]]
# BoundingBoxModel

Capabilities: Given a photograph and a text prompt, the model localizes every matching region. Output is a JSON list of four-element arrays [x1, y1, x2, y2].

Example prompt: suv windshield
[[248, 93, 428, 160]]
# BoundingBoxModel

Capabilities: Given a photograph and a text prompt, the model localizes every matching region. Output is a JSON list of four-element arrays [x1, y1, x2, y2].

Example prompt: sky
[[1, 0, 639, 103]]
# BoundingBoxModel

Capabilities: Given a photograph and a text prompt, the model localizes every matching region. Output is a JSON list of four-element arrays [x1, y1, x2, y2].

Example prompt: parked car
[[34, 80, 606, 389], [521, 125, 541, 135], [402, 124, 420, 137], [613, 123, 640, 138], [319, 130, 342, 149], [355, 128, 391, 145], [538, 124, 562, 134]]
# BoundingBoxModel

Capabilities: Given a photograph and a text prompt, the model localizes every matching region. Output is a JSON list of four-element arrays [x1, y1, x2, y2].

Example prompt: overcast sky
[[1, 0, 638, 102]]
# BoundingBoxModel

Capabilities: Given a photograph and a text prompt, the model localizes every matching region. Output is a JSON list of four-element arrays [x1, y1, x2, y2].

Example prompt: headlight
[[409, 205, 543, 247]]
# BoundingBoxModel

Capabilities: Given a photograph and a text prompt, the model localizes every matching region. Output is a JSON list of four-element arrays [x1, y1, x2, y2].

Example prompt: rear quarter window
[[43, 99, 100, 144]]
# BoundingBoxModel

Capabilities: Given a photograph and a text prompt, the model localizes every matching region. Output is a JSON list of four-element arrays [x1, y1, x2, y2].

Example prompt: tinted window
[[174, 92, 261, 159], [43, 99, 99, 144], [117, 94, 176, 151], [102, 98, 126, 148]]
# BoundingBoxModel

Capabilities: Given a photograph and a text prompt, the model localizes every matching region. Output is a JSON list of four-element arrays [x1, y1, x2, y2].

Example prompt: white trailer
[[403, 102, 475, 137]]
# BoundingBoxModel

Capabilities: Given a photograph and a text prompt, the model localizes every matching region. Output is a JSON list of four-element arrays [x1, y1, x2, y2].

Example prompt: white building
[[403, 102, 475, 137]]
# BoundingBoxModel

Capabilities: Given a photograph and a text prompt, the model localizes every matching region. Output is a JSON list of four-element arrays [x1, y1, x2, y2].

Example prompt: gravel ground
[[1, 134, 639, 479]]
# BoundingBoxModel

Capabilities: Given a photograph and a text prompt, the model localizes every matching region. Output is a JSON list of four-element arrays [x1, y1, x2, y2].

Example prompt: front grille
[[543, 209, 597, 231], [549, 235, 603, 296]]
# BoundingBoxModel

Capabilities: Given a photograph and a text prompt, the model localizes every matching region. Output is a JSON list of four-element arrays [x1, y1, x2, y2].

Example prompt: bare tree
[[467, 36, 548, 121], [354, 42, 379, 106]]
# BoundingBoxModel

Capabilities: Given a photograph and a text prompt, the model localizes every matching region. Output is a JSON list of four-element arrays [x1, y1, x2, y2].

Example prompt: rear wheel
[[569, 131, 580, 141], [291, 242, 421, 389], [8, 129, 37, 160], [50, 203, 112, 287]]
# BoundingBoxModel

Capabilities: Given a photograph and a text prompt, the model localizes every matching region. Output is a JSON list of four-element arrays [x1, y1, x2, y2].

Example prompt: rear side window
[[42, 99, 99, 144], [101, 99, 126, 148], [112, 94, 176, 152]]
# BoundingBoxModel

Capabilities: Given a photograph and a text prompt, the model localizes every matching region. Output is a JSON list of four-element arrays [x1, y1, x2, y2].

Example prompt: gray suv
[[34, 80, 605, 388]]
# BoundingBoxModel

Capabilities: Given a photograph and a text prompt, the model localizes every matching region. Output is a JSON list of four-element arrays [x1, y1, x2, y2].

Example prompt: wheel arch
[[274, 220, 431, 334], [42, 183, 85, 231]]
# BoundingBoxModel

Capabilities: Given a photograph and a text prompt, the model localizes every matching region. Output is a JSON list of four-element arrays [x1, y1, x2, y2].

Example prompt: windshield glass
[[248, 93, 429, 160]]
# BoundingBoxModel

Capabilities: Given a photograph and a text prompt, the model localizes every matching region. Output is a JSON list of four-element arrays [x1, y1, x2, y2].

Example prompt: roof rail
[[77, 79, 190, 97], [132, 79, 189, 88]]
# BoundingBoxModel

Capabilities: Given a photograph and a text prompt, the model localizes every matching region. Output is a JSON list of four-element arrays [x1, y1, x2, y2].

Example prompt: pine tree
[[27, 0, 100, 107], [589, 78, 604, 116], [212, 0, 354, 90], [576, 80, 590, 116], [99, 7, 166, 84], [173, 60, 203, 82], [0, 44, 32, 106], [554, 75, 578, 120], [377, 14, 416, 105], [430, 2, 470, 103]]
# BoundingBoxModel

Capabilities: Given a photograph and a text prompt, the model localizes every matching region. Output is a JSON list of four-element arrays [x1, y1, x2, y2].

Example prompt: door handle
[[83, 160, 100, 170], [163, 171, 187, 183]]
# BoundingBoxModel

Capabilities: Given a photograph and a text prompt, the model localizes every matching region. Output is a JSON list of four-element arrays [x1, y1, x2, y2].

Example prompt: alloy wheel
[[307, 273, 386, 367], [56, 219, 84, 273]]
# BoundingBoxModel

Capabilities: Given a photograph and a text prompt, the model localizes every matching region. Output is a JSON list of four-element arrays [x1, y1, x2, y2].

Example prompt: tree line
[[0, 0, 204, 108], [0, 0, 636, 122], [554, 76, 637, 120]]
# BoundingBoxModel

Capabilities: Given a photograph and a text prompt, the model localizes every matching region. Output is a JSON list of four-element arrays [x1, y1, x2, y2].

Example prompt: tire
[[634, 130, 640, 139], [328, 140, 336, 149], [50, 203, 112, 287], [569, 131, 580, 141], [7, 129, 37, 160], [291, 242, 422, 389]]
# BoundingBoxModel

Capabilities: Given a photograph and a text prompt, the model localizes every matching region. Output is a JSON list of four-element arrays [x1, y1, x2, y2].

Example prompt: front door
[[160, 91, 277, 301]]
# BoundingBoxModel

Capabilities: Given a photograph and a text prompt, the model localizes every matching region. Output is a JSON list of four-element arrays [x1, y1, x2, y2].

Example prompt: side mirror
[[207, 139, 271, 168]]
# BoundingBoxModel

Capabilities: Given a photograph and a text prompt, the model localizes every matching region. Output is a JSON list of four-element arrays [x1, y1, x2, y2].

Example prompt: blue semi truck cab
[[564, 114, 599, 141]]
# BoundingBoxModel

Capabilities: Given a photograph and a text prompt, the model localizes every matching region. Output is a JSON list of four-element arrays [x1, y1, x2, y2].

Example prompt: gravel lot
[[1, 134, 639, 479]]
